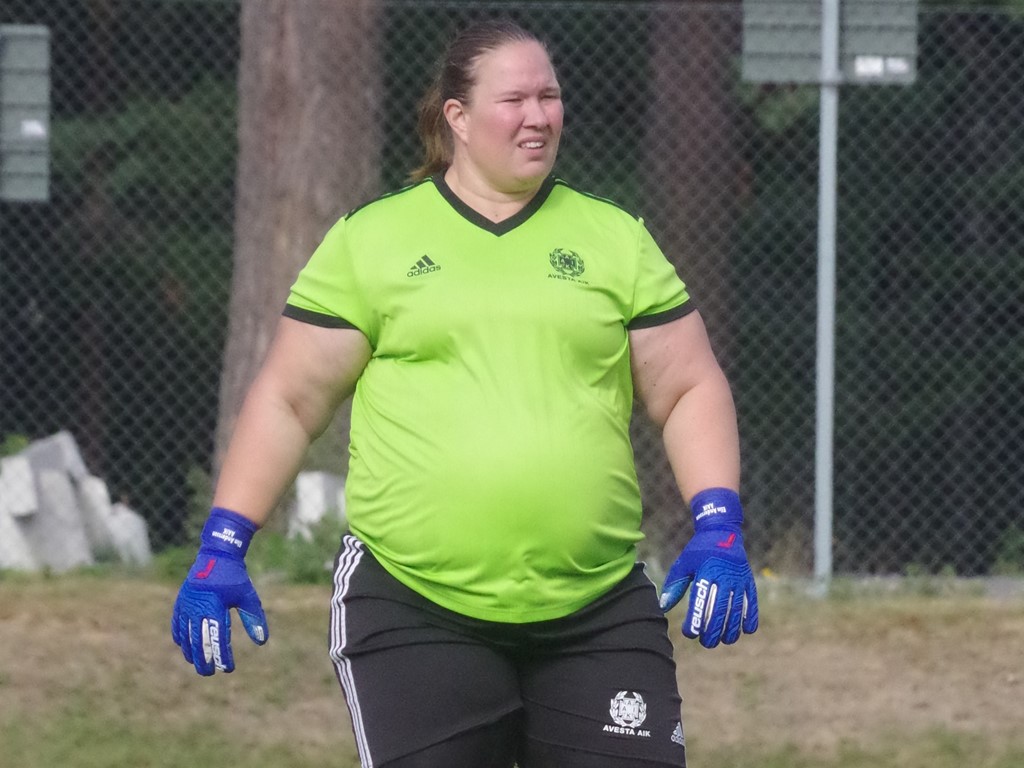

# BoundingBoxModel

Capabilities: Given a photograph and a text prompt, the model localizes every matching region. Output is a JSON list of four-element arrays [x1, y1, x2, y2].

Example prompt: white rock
[[0, 455, 38, 517], [22, 430, 88, 479], [24, 469, 94, 572], [0, 502, 39, 571], [289, 471, 346, 540], [77, 474, 118, 558], [108, 502, 153, 566]]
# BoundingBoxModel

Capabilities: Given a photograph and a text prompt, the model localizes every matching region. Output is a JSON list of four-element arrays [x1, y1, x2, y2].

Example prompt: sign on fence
[[0, 24, 51, 202], [743, 0, 918, 85]]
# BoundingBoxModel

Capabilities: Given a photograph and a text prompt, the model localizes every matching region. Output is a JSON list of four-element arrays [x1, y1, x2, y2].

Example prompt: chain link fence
[[1, 0, 1022, 579]]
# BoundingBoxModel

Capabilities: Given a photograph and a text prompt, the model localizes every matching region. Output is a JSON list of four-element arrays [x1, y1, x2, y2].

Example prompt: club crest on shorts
[[603, 691, 651, 737]]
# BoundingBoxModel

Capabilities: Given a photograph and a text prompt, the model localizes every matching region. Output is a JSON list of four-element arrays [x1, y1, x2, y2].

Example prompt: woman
[[172, 19, 757, 768]]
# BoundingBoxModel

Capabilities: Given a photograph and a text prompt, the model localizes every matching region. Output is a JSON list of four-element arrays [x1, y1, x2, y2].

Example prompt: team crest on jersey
[[548, 248, 588, 284], [602, 691, 651, 738], [549, 248, 585, 277]]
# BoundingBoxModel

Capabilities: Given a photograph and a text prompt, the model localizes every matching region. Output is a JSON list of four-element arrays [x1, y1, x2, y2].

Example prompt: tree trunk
[[643, 1, 744, 360], [75, 0, 120, 472], [636, 1, 746, 559], [215, 0, 382, 476]]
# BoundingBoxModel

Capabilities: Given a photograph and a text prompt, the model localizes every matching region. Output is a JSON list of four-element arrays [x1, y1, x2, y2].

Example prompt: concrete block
[[108, 502, 152, 566], [0, 455, 38, 517], [0, 503, 39, 571], [289, 471, 346, 540], [21, 469, 94, 572], [77, 474, 118, 558], [23, 430, 88, 479], [0, 437, 152, 571]]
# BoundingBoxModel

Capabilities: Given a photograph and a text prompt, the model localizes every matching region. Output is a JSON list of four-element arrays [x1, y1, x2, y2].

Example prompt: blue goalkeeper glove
[[171, 507, 269, 675], [659, 488, 759, 648]]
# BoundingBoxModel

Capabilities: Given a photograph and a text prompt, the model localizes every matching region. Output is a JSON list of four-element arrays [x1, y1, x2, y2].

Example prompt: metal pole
[[814, 0, 842, 593]]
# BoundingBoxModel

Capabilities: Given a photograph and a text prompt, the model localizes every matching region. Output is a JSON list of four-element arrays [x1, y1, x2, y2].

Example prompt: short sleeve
[[628, 219, 694, 330], [283, 217, 375, 339]]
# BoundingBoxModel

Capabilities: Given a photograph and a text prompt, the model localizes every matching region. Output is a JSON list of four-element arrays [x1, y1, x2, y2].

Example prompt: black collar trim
[[431, 173, 556, 236]]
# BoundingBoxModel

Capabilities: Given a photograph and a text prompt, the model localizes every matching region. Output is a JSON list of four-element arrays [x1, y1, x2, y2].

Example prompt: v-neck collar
[[432, 173, 556, 237]]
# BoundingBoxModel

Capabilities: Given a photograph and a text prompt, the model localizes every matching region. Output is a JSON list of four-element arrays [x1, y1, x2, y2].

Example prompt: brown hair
[[408, 19, 546, 182]]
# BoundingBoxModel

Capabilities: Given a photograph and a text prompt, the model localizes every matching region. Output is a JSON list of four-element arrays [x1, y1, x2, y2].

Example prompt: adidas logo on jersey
[[407, 255, 440, 277]]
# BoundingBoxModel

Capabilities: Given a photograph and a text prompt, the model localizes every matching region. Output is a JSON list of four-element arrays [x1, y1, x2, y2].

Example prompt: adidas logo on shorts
[[671, 722, 685, 746]]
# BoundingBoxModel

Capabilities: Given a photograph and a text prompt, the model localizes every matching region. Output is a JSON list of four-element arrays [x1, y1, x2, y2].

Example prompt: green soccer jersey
[[284, 174, 692, 622]]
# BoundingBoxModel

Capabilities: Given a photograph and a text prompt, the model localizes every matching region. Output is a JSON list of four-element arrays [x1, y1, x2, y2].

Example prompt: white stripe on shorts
[[329, 534, 372, 767]]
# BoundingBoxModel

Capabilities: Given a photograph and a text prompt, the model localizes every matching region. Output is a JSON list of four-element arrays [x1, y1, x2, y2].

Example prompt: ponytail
[[408, 79, 452, 182]]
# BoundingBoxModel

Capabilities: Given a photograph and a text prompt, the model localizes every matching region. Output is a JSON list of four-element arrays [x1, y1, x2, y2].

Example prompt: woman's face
[[446, 40, 564, 195]]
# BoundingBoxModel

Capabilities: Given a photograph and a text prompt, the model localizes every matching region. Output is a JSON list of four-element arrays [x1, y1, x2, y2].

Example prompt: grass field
[[1, 570, 1022, 768]]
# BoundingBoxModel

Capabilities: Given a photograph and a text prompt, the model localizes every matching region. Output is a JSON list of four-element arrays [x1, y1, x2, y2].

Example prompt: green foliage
[[737, 79, 819, 136], [184, 465, 215, 543], [51, 74, 236, 200], [151, 516, 347, 587], [992, 526, 1024, 575], [148, 544, 195, 583], [0, 434, 30, 457], [50, 73, 237, 327], [248, 517, 348, 585], [901, 563, 969, 597]]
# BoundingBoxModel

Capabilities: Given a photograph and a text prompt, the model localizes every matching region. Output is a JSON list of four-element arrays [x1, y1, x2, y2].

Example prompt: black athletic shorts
[[328, 534, 687, 768]]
